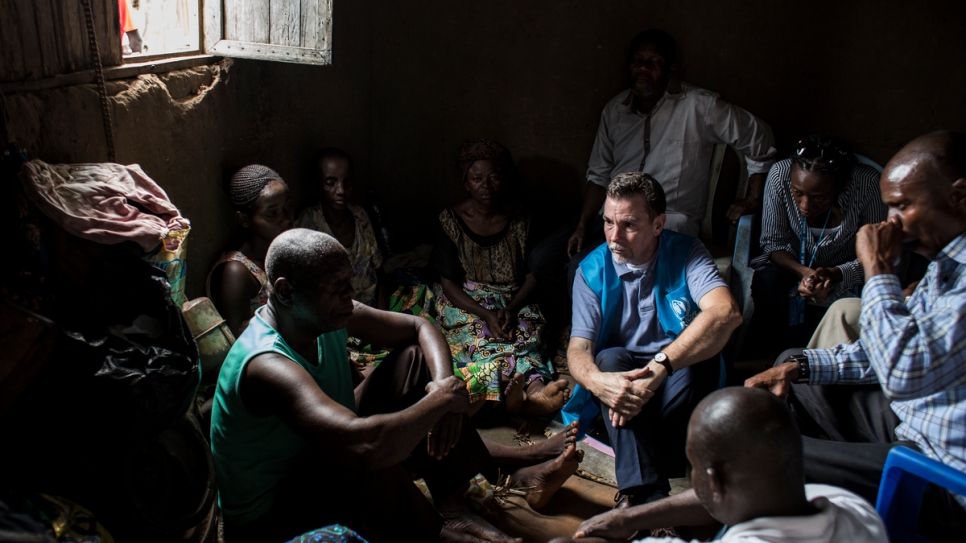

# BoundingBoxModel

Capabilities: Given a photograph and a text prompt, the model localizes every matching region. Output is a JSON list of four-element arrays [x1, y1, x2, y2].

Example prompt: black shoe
[[613, 491, 636, 510]]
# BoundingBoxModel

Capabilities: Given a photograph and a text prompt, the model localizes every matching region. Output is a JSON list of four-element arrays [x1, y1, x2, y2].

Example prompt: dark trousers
[[529, 214, 606, 303], [223, 346, 491, 543], [787, 380, 966, 541], [749, 263, 828, 357], [595, 347, 718, 494]]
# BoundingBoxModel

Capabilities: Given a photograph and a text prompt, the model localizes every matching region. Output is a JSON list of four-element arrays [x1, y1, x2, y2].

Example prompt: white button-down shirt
[[587, 81, 775, 236]]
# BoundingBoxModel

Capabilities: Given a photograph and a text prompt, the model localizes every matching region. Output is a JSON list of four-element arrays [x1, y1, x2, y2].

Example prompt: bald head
[[885, 131, 966, 188], [265, 228, 348, 291], [879, 131, 966, 258], [688, 387, 803, 483]]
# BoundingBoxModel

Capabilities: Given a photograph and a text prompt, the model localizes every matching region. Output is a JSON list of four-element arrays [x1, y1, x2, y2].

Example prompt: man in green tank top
[[212, 229, 521, 543]]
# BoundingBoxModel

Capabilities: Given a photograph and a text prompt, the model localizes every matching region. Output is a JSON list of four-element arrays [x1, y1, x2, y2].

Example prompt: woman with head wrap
[[431, 139, 570, 418], [207, 165, 294, 337]]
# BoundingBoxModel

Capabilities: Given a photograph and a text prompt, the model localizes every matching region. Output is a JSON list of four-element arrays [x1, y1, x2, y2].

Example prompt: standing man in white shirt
[[530, 29, 776, 305]]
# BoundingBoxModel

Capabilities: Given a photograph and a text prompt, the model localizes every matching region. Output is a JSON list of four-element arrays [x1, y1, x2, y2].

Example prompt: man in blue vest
[[566, 172, 742, 507]]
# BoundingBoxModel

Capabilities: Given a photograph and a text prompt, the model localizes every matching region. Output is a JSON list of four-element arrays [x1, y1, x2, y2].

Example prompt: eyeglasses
[[794, 138, 853, 166]]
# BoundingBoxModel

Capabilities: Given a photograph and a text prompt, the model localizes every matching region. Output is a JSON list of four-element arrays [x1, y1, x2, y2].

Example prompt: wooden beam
[[0, 55, 220, 94]]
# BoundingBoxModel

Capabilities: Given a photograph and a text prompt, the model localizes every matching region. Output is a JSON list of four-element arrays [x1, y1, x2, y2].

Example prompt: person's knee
[[596, 347, 634, 373], [751, 265, 784, 296]]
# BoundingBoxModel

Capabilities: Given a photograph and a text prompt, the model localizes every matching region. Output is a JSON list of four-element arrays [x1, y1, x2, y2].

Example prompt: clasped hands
[[482, 309, 518, 342], [798, 267, 835, 303], [596, 364, 664, 428]]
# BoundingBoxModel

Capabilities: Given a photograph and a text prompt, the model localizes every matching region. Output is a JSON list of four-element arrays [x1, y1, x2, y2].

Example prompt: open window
[[204, 0, 333, 65], [120, 0, 332, 66]]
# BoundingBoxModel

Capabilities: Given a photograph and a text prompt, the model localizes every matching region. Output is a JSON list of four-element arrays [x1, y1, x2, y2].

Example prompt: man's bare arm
[[347, 301, 463, 459], [575, 489, 715, 540], [662, 287, 742, 368], [347, 302, 453, 380], [243, 353, 469, 470], [637, 287, 742, 392], [567, 336, 653, 422]]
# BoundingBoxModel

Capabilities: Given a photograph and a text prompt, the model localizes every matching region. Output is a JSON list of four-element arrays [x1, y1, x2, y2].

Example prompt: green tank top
[[210, 307, 356, 524]]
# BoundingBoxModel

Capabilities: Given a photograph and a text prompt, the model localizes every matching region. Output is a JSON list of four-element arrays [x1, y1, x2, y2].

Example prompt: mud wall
[[5, 0, 372, 299]]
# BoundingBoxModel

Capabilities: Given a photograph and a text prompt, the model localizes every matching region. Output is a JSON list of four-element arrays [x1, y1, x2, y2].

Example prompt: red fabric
[[118, 0, 136, 36]]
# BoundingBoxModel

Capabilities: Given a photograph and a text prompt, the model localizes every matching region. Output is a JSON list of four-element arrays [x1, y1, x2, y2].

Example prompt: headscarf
[[229, 165, 284, 211], [456, 139, 514, 182]]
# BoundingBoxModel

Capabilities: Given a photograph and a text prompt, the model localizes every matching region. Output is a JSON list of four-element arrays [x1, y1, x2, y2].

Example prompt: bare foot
[[503, 373, 525, 415], [525, 421, 579, 462], [438, 495, 522, 543], [521, 378, 571, 417], [512, 444, 583, 510]]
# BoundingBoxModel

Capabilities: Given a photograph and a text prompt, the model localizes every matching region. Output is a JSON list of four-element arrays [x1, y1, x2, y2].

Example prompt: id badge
[[788, 296, 805, 326]]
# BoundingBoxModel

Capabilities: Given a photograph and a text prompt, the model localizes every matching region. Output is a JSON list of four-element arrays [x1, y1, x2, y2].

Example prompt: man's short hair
[[628, 29, 676, 65], [265, 228, 347, 291], [690, 388, 804, 482], [607, 172, 667, 220]]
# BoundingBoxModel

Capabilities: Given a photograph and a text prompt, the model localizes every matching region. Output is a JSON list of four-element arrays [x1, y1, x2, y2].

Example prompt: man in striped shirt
[[746, 131, 966, 538]]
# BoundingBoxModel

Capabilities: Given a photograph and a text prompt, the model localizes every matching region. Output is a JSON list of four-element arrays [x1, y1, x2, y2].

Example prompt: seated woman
[[296, 148, 383, 307], [749, 135, 886, 355], [431, 139, 569, 418], [207, 165, 294, 337]]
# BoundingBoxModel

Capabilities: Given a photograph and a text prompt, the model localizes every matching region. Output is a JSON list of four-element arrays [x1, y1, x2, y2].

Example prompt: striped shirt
[[806, 233, 966, 507], [754, 159, 886, 298]]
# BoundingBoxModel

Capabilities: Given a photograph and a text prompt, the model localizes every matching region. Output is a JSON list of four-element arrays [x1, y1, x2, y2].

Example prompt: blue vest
[[561, 229, 723, 438]]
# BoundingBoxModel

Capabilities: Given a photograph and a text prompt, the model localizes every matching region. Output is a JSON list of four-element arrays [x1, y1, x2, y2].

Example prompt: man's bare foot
[[481, 421, 578, 468], [503, 373, 525, 415], [512, 444, 583, 510], [521, 378, 571, 417], [438, 495, 522, 543]]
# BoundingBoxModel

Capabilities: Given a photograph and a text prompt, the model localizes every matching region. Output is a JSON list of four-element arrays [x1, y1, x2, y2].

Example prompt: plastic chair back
[[875, 446, 966, 542]]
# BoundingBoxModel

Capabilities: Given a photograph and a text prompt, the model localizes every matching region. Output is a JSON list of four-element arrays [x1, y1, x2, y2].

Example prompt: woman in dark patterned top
[[749, 135, 887, 354], [431, 139, 570, 418]]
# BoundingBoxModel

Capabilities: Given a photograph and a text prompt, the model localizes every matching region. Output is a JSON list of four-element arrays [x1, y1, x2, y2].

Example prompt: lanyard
[[799, 208, 832, 268]]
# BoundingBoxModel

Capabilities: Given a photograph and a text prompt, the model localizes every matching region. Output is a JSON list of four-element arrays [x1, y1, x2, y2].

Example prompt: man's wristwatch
[[789, 354, 810, 383], [654, 352, 673, 376]]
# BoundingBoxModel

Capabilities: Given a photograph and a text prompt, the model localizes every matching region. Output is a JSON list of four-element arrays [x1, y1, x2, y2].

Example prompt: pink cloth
[[19, 160, 190, 252]]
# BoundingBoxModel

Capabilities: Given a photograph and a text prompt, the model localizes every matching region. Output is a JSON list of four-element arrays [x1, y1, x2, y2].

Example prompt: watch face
[[655, 352, 667, 363]]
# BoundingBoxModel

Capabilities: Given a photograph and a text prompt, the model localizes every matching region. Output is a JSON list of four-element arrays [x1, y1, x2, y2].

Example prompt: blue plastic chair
[[875, 446, 966, 542]]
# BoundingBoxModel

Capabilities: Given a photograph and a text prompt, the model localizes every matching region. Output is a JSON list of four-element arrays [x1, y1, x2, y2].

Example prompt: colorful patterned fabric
[[206, 251, 270, 317], [297, 203, 383, 306], [431, 206, 550, 401], [285, 524, 369, 543], [433, 280, 550, 402], [349, 284, 436, 367]]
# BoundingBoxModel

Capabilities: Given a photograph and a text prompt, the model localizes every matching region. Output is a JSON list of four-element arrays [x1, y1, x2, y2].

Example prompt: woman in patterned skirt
[[431, 139, 570, 417]]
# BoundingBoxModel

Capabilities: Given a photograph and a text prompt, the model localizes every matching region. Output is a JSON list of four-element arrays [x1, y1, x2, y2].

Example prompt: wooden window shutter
[[204, 0, 332, 65]]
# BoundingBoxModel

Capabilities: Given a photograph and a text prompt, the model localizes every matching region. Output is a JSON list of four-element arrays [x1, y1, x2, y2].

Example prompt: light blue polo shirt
[[571, 239, 726, 359]]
